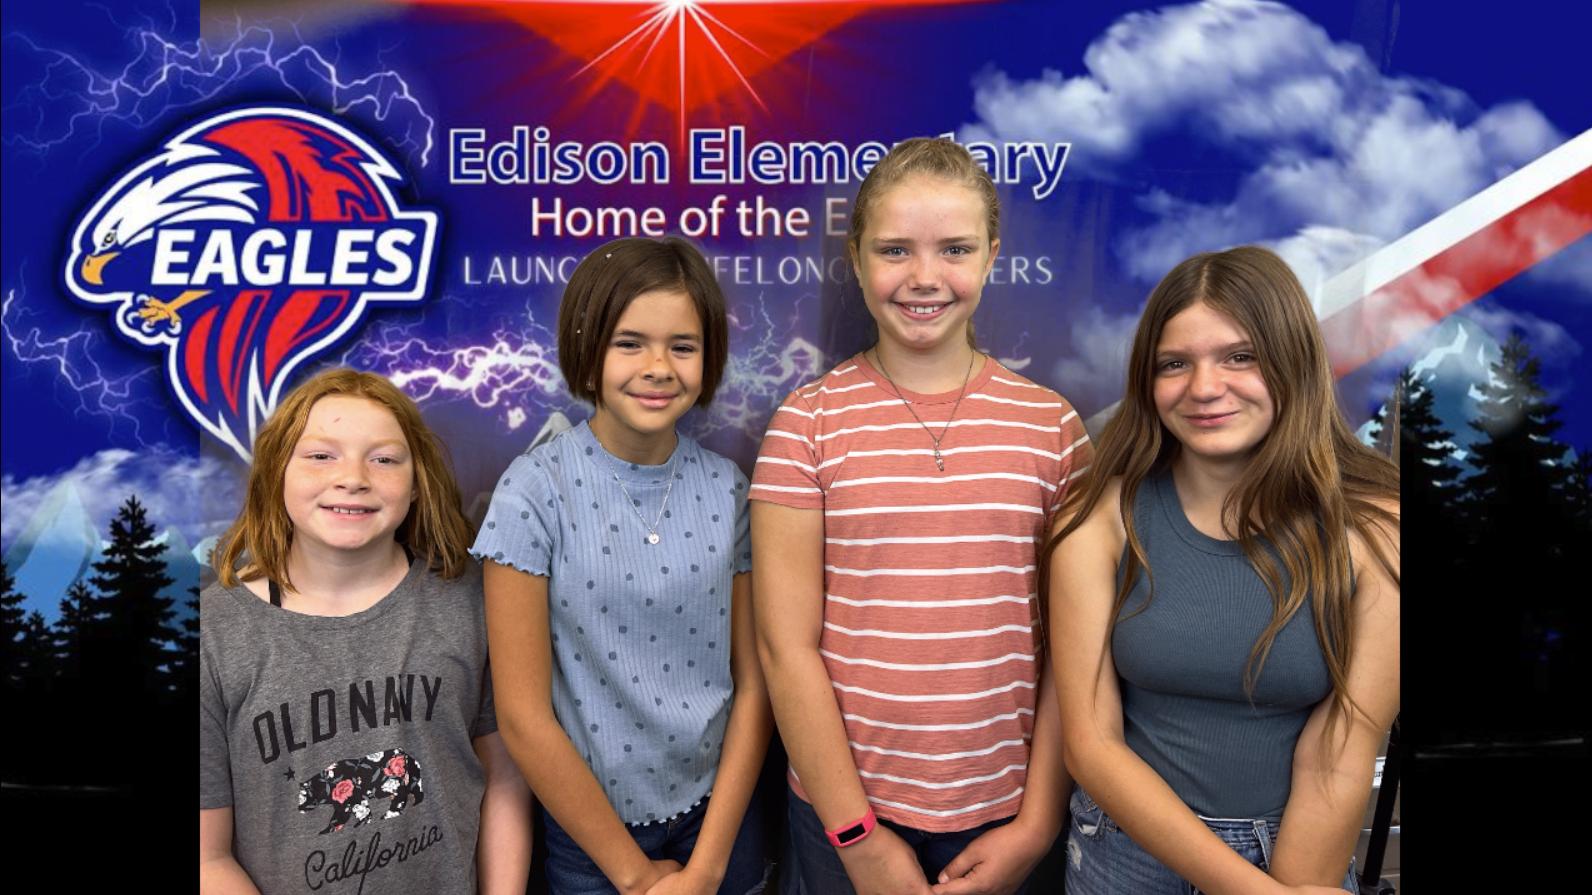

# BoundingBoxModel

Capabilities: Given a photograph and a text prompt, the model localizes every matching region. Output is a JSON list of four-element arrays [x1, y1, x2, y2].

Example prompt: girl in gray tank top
[[1044, 246, 1401, 895]]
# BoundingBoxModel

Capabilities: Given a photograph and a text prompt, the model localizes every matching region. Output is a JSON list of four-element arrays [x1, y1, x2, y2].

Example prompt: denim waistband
[[1195, 814, 1279, 849], [1074, 785, 1279, 850]]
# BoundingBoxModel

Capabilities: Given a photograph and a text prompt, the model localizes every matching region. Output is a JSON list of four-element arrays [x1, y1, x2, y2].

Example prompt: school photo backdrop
[[2, 0, 1587, 882]]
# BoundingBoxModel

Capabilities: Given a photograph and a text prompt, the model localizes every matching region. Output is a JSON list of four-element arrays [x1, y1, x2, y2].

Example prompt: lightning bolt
[[994, 329, 1033, 372], [2, 11, 437, 446], [340, 309, 571, 432], [341, 291, 828, 442], [685, 294, 824, 441], [4, 12, 435, 166], [2, 282, 167, 444], [343, 285, 1037, 445]]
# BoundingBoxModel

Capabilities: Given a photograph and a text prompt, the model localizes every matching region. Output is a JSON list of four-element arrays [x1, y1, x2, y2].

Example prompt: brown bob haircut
[[213, 368, 476, 592], [557, 236, 729, 407]]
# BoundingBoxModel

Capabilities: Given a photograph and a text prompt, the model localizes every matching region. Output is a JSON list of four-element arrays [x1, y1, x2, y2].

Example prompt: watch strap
[[824, 806, 877, 848]]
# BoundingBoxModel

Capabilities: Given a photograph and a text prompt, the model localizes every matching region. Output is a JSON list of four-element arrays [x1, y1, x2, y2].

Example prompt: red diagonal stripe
[[1320, 159, 1592, 378]]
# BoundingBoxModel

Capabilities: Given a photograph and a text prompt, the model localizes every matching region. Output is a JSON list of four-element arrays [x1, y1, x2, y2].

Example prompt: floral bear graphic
[[298, 748, 424, 834]]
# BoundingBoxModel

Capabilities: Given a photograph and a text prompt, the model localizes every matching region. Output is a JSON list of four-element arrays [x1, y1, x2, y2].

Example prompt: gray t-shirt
[[200, 559, 496, 895], [471, 421, 752, 824]]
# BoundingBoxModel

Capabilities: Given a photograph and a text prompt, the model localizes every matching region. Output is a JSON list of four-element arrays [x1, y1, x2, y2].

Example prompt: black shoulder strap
[[267, 545, 413, 608]]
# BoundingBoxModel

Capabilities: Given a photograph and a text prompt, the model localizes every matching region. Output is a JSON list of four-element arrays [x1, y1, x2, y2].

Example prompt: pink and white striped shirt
[[750, 352, 1092, 831]]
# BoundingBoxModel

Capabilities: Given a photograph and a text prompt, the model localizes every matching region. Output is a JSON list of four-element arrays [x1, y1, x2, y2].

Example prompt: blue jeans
[[1064, 786, 1356, 895], [544, 792, 769, 895], [782, 783, 1032, 895]]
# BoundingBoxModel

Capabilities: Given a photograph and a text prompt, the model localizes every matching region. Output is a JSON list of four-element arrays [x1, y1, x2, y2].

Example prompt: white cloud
[[961, 0, 1570, 292], [1, 444, 245, 551], [1267, 226, 1387, 312], [1459, 304, 1582, 372], [963, 0, 1370, 166], [1051, 305, 1142, 414]]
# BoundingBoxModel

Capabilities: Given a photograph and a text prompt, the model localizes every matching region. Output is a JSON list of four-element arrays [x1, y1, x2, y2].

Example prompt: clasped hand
[[837, 817, 1054, 895]]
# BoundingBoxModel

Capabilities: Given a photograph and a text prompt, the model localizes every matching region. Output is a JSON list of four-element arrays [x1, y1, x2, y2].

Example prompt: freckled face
[[284, 395, 416, 560], [1152, 302, 1276, 466], [852, 175, 998, 355]]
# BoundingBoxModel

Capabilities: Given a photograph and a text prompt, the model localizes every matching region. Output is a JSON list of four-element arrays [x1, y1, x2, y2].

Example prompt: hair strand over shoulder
[[1041, 245, 1400, 763]]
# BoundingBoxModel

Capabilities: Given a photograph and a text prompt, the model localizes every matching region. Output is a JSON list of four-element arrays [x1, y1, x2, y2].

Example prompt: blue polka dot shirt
[[471, 421, 752, 823]]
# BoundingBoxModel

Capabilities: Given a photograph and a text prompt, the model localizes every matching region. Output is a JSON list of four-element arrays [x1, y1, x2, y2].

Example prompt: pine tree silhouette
[[1569, 450, 1592, 528], [1567, 450, 1592, 604], [1464, 333, 1573, 572], [85, 496, 179, 694], [17, 611, 57, 686], [1394, 367, 1463, 515], [169, 586, 201, 697], [1390, 365, 1469, 740], [1458, 333, 1577, 735], [0, 560, 25, 688], [54, 580, 97, 681]]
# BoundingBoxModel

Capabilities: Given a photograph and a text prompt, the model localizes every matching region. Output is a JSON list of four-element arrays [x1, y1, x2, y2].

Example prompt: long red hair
[[213, 369, 475, 592]]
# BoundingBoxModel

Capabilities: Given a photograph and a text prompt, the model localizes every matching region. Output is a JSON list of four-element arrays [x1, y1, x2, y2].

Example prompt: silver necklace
[[872, 348, 976, 472], [598, 440, 677, 545]]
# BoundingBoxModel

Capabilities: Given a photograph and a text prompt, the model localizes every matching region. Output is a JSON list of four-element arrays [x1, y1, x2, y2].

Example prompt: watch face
[[837, 822, 867, 845]]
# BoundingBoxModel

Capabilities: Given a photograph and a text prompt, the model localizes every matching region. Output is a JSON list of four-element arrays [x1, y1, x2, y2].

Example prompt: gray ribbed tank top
[[1112, 468, 1332, 820]]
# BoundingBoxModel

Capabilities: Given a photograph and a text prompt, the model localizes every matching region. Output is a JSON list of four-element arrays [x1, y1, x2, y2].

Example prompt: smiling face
[[284, 394, 416, 562], [1153, 301, 1276, 467], [851, 174, 998, 357], [589, 288, 705, 463]]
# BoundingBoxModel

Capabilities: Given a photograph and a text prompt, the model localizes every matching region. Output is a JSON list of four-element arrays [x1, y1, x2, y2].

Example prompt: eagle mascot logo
[[64, 106, 438, 461]]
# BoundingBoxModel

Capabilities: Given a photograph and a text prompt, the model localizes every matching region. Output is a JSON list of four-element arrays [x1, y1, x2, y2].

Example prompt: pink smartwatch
[[825, 806, 877, 847]]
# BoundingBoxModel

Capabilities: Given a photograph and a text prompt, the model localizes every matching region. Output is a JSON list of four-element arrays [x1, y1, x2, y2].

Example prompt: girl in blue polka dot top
[[472, 236, 772, 895]]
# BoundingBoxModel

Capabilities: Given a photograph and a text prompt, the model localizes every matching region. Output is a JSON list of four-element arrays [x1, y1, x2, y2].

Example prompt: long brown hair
[[847, 136, 1000, 349], [1043, 245, 1399, 756], [214, 369, 476, 591]]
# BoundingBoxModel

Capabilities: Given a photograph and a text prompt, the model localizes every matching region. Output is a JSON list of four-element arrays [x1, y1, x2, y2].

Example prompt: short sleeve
[[731, 467, 753, 573], [749, 389, 824, 509], [198, 605, 233, 809], [1051, 395, 1095, 514], [470, 452, 558, 577]]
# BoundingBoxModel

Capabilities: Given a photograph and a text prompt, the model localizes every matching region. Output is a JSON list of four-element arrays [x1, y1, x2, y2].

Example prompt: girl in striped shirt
[[751, 137, 1092, 895]]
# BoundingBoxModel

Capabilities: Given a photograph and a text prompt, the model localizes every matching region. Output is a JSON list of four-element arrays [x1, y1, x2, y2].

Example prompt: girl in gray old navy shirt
[[474, 237, 772, 895], [199, 369, 532, 895]]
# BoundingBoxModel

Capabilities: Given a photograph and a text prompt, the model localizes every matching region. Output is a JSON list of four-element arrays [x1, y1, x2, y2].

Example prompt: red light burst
[[409, 1, 993, 143]]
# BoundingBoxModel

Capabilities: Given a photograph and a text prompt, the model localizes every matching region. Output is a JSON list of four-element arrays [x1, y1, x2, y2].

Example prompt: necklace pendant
[[934, 449, 944, 471], [647, 533, 660, 545]]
